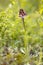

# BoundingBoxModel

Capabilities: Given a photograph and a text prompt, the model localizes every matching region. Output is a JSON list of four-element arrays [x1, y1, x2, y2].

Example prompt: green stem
[[22, 18, 29, 63], [22, 18, 26, 31]]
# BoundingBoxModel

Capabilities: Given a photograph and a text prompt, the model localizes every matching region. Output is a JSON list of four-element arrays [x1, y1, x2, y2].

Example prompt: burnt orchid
[[19, 9, 27, 31], [19, 9, 26, 18]]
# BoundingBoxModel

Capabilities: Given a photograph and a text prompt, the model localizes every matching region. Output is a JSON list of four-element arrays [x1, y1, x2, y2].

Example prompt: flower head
[[19, 9, 26, 18]]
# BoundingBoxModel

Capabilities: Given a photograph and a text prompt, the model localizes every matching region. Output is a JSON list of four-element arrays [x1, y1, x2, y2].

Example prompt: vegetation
[[0, 0, 43, 65]]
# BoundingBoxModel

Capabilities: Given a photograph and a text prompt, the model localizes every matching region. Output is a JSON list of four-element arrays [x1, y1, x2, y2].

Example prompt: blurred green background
[[0, 0, 43, 65]]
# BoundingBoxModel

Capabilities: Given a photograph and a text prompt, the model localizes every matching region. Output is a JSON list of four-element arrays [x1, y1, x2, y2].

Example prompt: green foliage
[[0, 0, 43, 65]]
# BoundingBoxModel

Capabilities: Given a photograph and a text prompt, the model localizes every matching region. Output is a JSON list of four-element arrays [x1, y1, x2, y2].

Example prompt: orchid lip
[[19, 15, 26, 18]]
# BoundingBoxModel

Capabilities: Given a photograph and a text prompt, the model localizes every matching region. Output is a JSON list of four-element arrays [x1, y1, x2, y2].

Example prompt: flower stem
[[22, 18, 26, 31], [22, 18, 29, 63]]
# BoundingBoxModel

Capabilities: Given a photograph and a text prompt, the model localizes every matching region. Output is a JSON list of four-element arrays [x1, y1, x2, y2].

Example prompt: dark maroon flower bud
[[19, 9, 26, 18]]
